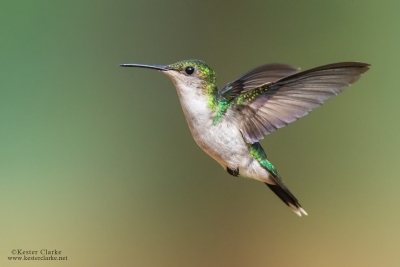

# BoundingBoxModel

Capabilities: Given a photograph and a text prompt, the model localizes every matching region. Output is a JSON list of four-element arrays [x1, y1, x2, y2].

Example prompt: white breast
[[172, 80, 248, 167], [168, 73, 272, 183]]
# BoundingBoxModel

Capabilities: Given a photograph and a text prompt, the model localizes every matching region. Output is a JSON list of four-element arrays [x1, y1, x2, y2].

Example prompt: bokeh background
[[0, 1, 399, 266]]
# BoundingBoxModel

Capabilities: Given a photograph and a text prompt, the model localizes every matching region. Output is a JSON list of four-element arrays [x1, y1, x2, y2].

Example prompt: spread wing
[[218, 62, 370, 144], [219, 63, 299, 101]]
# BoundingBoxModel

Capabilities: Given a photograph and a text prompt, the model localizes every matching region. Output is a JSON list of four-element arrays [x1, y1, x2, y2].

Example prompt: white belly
[[182, 103, 273, 184], [173, 81, 273, 184]]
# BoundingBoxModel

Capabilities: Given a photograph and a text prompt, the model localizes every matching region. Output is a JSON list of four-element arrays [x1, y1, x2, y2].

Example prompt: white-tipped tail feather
[[289, 204, 308, 217], [265, 183, 307, 217]]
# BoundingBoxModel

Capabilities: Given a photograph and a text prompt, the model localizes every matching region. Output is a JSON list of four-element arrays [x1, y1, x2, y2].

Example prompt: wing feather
[[218, 62, 370, 143], [219, 63, 299, 101]]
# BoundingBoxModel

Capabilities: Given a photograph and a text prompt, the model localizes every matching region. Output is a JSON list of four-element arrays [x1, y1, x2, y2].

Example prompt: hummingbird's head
[[164, 59, 216, 89], [120, 59, 218, 110], [120, 59, 217, 92]]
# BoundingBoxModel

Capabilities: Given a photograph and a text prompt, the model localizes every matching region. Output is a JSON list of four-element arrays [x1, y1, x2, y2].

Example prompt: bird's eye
[[185, 66, 195, 75]]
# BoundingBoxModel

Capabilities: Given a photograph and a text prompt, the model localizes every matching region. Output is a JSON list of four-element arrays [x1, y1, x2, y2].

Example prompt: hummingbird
[[120, 59, 370, 216]]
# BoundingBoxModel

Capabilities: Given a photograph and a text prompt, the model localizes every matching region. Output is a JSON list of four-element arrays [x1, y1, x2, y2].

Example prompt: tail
[[265, 182, 308, 217]]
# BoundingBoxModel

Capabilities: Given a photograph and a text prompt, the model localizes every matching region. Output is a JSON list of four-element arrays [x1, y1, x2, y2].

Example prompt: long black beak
[[119, 63, 169, 71]]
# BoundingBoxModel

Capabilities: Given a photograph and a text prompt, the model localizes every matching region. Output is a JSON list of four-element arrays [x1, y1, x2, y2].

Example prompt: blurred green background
[[0, 1, 399, 266]]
